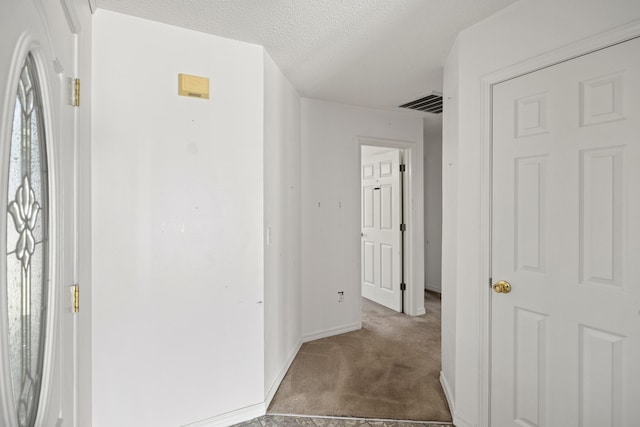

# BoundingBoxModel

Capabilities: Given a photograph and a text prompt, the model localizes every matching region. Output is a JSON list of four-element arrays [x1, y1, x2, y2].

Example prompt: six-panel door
[[491, 37, 640, 426], [361, 149, 402, 312]]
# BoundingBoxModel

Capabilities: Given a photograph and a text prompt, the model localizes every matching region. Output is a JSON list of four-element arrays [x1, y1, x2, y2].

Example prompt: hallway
[[267, 292, 450, 423]]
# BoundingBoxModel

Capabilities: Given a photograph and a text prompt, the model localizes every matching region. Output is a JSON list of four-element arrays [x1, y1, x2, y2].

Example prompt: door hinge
[[73, 78, 80, 107], [400, 223, 406, 232], [72, 284, 79, 313], [400, 164, 406, 172], [400, 282, 406, 291]]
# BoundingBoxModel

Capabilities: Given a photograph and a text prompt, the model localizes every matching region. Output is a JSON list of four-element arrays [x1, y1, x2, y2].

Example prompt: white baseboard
[[425, 284, 441, 294], [264, 339, 303, 407], [440, 371, 474, 427], [188, 338, 305, 426], [452, 413, 474, 427], [416, 307, 426, 316], [182, 402, 265, 427], [440, 371, 455, 415], [302, 322, 361, 343]]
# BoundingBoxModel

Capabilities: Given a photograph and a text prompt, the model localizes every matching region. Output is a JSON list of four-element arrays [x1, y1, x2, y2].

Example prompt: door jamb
[[357, 136, 422, 316], [478, 19, 640, 427]]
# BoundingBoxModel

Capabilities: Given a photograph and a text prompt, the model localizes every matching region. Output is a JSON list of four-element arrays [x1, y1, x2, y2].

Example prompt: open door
[[361, 148, 403, 312], [1, 1, 80, 426]]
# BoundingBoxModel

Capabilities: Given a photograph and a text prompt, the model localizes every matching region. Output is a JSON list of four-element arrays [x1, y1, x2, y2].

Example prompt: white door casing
[[361, 148, 402, 312], [0, 0, 79, 426], [490, 36, 640, 426]]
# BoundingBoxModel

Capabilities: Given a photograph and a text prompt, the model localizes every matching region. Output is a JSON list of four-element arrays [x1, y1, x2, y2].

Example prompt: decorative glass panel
[[5, 53, 49, 427]]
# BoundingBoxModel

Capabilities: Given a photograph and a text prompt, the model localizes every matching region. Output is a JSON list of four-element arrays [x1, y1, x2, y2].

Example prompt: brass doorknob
[[493, 280, 511, 294]]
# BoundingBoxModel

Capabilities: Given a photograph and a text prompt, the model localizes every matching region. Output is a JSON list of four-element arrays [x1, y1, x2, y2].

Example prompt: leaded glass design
[[5, 53, 49, 427]]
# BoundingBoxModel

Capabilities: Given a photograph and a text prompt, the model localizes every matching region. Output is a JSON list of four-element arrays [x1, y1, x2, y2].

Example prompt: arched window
[[5, 53, 49, 427]]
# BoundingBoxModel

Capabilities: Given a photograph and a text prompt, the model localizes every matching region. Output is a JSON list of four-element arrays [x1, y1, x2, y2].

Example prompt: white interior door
[[491, 37, 640, 426], [361, 148, 402, 312], [0, 1, 78, 426]]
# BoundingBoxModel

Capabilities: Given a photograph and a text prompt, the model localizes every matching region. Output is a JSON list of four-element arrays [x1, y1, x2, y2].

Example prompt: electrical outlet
[[338, 291, 344, 302]]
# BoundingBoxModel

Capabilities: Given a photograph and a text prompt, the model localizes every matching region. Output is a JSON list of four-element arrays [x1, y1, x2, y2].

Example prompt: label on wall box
[[178, 73, 210, 99]]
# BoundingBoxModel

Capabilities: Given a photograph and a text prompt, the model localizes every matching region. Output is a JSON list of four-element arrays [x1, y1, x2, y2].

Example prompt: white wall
[[441, 1, 640, 426], [92, 10, 265, 427], [263, 52, 302, 403], [301, 99, 424, 338], [423, 116, 442, 293]]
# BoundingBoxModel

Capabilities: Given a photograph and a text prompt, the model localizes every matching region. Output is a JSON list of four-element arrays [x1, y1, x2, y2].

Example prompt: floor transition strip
[[233, 414, 455, 427]]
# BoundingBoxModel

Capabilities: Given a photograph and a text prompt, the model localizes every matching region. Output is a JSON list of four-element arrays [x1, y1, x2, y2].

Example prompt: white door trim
[[357, 136, 421, 316], [478, 18, 640, 427]]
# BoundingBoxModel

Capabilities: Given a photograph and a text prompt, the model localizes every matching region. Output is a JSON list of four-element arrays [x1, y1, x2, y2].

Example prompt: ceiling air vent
[[399, 92, 443, 114]]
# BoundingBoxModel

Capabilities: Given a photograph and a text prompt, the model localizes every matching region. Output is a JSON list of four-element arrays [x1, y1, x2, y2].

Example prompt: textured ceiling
[[95, 0, 517, 110]]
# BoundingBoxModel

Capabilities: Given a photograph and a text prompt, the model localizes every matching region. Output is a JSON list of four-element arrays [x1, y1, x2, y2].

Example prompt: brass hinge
[[72, 284, 79, 313], [73, 78, 80, 107]]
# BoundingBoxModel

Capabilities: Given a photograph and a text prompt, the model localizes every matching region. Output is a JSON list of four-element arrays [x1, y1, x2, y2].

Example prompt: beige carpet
[[268, 292, 452, 423]]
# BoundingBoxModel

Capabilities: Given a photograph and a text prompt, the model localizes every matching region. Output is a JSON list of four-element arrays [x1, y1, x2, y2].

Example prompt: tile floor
[[233, 414, 454, 427]]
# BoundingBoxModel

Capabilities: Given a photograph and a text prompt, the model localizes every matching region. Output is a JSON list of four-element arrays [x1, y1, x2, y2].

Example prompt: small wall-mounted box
[[178, 73, 209, 99]]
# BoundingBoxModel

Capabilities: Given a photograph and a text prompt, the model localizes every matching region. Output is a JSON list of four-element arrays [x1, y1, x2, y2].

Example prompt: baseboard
[[440, 371, 455, 415], [264, 339, 303, 407], [425, 284, 441, 294], [302, 322, 361, 343], [439, 372, 474, 427], [182, 402, 265, 427], [452, 413, 474, 427], [184, 339, 304, 427], [416, 307, 426, 316]]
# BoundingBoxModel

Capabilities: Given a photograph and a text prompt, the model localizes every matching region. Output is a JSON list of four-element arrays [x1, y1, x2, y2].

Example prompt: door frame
[[357, 136, 423, 316], [478, 19, 640, 427]]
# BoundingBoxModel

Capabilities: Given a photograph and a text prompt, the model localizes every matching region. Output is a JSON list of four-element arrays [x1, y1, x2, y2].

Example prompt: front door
[[491, 37, 640, 425], [361, 148, 402, 312], [1, 1, 79, 426]]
